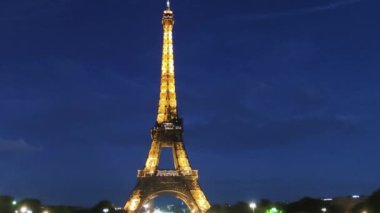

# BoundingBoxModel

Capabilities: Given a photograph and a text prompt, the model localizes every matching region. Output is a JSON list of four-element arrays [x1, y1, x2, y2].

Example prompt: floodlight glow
[[12, 201, 17, 205], [20, 207, 28, 213], [249, 202, 257, 211], [102, 208, 109, 213], [321, 208, 327, 212], [264, 207, 283, 213]]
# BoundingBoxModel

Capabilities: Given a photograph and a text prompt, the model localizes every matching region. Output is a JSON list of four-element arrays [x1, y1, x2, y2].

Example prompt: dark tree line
[[0, 195, 14, 213], [351, 189, 380, 213], [2, 188, 380, 213], [0, 198, 119, 213], [207, 199, 285, 213], [207, 188, 380, 213]]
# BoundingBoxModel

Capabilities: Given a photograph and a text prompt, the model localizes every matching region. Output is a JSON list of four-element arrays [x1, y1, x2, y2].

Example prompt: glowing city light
[[153, 209, 162, 213], [102, 208, 109, 213], [20, 207, 28, 213], [143, 203, 150, 209], [19, 207, 32, 213], [265, 207, 283, 213], [321, 207, 327, 212], [12, 201, 17, 205], [249, 202, 257, 211]]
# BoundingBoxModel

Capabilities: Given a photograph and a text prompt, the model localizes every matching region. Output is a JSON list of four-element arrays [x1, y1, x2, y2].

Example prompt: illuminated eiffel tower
[[124, 1, 210, 213]]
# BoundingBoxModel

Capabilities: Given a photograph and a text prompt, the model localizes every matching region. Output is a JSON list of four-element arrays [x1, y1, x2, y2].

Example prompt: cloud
[[186, 113, 362, 153], [300, 0, 362, 12], [234, 0, 363, 20], [0, 138, 41, 153]]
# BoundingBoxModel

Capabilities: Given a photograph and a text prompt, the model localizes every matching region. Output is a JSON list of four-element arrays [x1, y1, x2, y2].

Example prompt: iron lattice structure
[[124, 2, 210, 213]]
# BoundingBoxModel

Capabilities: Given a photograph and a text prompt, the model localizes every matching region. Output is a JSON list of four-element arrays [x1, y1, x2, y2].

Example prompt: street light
[[270, 207, 278, 212], [19, 207, 32, 213], [102, 208, 109, 213], [153, 209, 162, 213], [321, 208, 327, 212], [143, 204, 150, 213], [20, 207, 28, 213], [249, 202, 257, 212], [265, 207, 283, 213]]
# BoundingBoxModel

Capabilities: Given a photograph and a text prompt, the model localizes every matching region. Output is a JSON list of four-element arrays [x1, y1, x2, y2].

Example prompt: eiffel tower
[[124, 1, 210, 213]]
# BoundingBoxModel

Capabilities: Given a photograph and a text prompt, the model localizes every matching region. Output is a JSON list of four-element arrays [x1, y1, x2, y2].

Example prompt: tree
[[255, 199, 285, 213], [0, 195, 15, 213], [207, 203, 230, 213], [366, 189, 380, 213], [47, 206, 77, 213], [350, 201, 367, 213], [350, 189, 380, 213], [229, 202, 252, 213], [17, 199, 43, 213], [91, 200, 116, 213], [285, 197, 325, 213]]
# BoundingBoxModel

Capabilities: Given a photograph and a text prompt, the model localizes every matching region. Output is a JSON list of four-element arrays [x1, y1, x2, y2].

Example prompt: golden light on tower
[[157, 1, 177, 124], [124, 1, 210, 212]]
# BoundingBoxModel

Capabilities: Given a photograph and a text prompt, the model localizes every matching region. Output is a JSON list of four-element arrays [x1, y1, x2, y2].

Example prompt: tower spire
[[157, 1, 177, 124]]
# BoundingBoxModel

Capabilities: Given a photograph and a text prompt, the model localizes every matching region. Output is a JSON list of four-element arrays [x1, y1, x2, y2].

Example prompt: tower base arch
[[125, 174, 210, 213]]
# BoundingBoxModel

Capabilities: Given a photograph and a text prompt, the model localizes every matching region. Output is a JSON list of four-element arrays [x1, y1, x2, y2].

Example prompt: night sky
[[0, 0, 379, 207]]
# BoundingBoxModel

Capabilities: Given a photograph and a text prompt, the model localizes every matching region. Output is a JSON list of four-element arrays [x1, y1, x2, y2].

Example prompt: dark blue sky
[[0, 0, 379, 207]]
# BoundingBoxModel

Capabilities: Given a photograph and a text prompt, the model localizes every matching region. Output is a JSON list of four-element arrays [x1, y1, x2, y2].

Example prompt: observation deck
[[137, 170, 198, 177]]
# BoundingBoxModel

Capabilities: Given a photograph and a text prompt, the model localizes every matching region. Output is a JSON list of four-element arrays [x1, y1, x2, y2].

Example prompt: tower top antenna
[[166, 0, 170, 9]]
